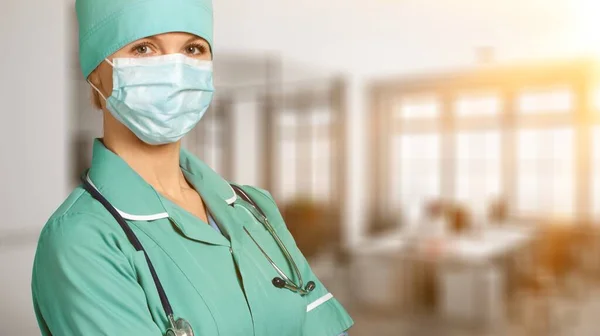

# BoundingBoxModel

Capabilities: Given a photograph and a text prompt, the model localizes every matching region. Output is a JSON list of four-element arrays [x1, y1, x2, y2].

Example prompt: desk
[[350, 225, 536, 323], [350, 235, 410, 311], [445, 226, 534, 263], [438, 226, 536, 327]]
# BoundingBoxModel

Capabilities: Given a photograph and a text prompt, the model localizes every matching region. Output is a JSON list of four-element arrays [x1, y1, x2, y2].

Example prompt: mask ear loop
[[87, 58, 114, 101], [88, 81, 107, 101]]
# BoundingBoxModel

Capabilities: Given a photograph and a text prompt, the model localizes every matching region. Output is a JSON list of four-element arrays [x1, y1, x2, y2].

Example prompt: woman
[[31, 0, 353, 335]]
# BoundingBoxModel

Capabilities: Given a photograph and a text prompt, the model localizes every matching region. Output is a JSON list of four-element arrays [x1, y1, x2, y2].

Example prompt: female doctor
[[30, 0, 353, 335]]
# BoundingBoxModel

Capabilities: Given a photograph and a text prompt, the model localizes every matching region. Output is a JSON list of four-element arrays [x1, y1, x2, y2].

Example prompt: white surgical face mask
[[90, 53, 214, 145]]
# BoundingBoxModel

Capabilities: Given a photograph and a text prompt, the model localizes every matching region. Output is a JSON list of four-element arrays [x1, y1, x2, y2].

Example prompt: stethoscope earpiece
[[272, 277, 317, 295]]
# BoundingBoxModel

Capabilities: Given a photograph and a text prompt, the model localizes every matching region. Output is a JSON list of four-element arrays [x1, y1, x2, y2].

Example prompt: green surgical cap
[[76, 0, 214, 79]]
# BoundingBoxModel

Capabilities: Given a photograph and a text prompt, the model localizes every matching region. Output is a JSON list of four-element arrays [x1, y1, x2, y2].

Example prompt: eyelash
[[185, 43, 207, 54], [129, 42, 208, 56], [131, 42, 154, 55]]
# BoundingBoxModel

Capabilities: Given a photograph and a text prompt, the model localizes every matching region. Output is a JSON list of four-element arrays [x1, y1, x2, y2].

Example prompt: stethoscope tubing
[[80, 177, 176, 319], [231, 185, 309, 294]]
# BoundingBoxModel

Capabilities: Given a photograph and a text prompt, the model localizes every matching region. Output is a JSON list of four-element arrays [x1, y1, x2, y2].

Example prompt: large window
[[202, 114, 223, 174], [233, 101, 261, 186], [182, 104, 225, 175], [395, 95, 439, 120], [371, 62, 600, 233], [310, 109, 332, 202], [455, 93, 501, 117], [391, 134, 441, 209], [276, 108, 334, 203], [516, 128, 574, 217], [518, 87, 573, 114], [277, 110, 298, 203], [455, 131, 501, 205]]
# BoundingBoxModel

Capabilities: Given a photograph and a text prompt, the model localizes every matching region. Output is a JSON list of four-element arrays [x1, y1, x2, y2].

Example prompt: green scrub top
[[31, 139, 353, 336]]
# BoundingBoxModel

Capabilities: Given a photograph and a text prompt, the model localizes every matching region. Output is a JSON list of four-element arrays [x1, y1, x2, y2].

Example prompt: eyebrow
[[140, 34, 208, 46], [184, 35, 208, 44], [131, 36, 158, 46]]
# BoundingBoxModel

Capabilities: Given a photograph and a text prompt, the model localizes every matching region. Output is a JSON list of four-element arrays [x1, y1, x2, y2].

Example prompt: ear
[[88, 68, 101, 87], [87, 70, 104, 110]]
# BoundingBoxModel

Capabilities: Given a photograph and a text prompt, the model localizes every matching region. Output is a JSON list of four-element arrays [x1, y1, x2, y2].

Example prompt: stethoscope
[[230, 184, 316, 295], [81, 176, 315, 336]]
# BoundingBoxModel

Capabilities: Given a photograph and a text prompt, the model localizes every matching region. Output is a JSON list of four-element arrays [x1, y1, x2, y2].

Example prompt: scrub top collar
[[87, 139, 237, 222]]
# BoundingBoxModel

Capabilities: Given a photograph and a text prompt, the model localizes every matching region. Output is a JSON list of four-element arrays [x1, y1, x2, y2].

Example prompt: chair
[[445, 203, 472, 235], [280, 198, 336, 260], [488, 197, 509, 225], [508, 222, 589, 335]]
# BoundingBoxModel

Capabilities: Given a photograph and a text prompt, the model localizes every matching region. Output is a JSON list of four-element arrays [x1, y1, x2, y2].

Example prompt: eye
[[184, 43, 207, 56], [130, 42, 155, 56]]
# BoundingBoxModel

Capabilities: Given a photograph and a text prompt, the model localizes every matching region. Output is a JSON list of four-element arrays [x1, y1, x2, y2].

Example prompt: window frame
[[184, 99, 234, 180], [269, 81, 346, 209], [369, 60, 595, 229]]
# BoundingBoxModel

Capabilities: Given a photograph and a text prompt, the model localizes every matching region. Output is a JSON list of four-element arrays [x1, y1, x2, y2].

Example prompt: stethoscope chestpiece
[[166, 316, 194, 336]]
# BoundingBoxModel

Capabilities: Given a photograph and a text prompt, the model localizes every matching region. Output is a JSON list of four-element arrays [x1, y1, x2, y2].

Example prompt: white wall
[[0, 0, 68, 334], [213, 0, 597, 76], [0, 2, 69, 231]]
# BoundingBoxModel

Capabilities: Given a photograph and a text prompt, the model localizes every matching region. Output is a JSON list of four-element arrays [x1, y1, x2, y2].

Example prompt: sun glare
[[571, 0, 600, 55]]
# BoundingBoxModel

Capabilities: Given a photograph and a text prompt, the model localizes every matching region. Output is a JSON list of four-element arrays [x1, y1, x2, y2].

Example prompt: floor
[[311, 253, 600, 336], [340, 286, 600, 336]]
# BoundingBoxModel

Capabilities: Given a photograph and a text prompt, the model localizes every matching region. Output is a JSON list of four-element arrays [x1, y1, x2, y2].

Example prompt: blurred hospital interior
[[3, 0, 600, 335]]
